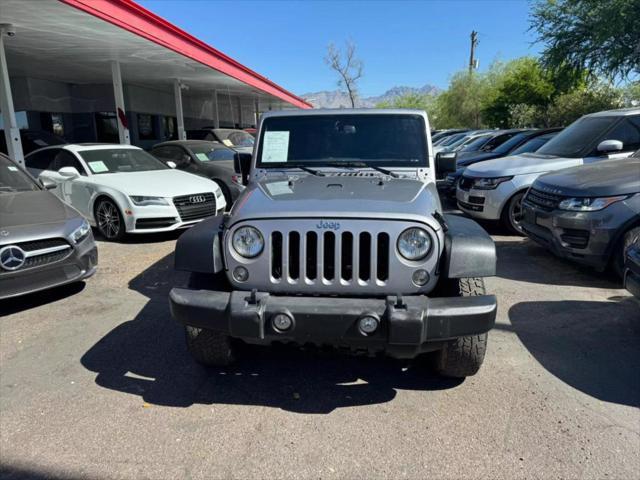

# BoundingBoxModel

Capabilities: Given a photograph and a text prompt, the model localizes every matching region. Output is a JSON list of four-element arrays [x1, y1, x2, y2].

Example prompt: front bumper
[[456, 183, 512, 221], [520, 201, 633, 270], [169, 289, 497, 358], [0, 237, 98, 300], [126, 208, 225, 234]]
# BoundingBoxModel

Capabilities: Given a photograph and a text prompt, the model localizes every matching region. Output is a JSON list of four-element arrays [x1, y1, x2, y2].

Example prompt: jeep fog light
[[412, 269, 430, 286], [233, 266, 249, 282], [272, 313, 293, 332], [358, 315, 379, 335]]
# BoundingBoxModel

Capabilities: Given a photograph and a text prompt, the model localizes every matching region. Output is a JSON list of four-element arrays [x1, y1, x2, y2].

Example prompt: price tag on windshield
[[261, 131, 289, 163], [88, 161, 109, 173]]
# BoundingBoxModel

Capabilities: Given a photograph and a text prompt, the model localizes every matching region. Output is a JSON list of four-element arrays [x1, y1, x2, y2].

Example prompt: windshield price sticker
[[261, 131, 290, 163], [7, 166, 18, 172], [88, 161, 109, 173], [195, 153, 209, 161]]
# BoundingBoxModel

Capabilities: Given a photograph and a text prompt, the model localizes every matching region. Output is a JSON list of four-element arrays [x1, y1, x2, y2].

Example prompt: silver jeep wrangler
[[170, 109, 497, 378]]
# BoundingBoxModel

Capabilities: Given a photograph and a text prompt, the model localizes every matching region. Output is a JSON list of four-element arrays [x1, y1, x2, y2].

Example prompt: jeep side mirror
[[234, 152, 252, 186], [436, 151, 457, 175], [597, 139, 623, 154]]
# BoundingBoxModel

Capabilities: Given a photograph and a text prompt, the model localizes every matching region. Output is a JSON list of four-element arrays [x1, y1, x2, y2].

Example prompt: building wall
[[3, 75, 258, 151]]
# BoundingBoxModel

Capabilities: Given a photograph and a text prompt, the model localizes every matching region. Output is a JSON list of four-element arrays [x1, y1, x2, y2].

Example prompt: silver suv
[[458, 108, 640, 233], [169, 110, 497, 378]]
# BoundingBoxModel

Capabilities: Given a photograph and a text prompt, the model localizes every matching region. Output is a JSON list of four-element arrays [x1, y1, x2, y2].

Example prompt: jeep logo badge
[[316, 220, 340, 231]]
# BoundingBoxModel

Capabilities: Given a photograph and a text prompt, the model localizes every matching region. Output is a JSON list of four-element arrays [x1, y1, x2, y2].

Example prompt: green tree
[[435, 71, 489, 128], [531, 0, 640, 80], [546, 84, 623, 126], [481, 57, 555, 127]]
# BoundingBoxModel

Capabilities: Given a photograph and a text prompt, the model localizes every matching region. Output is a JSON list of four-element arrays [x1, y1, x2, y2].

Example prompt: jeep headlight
[[558, 195, 628, 212], [232, 226, 264, 258], [71, 219, 91, 244], [397, 227, 432, 261], [130, 196, 169, 206]]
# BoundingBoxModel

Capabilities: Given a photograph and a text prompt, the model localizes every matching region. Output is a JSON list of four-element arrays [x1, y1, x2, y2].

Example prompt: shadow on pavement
[[0, 281, 86, 317], [81, 252, 462, 413], [495, 238, 621, 288], [508, 299, 640, 407]]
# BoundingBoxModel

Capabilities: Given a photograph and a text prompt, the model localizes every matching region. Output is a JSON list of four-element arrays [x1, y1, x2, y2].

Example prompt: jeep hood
[[534, 158, 640, 197], [230, 175, 441, 226], [465, 153, 581, 178]]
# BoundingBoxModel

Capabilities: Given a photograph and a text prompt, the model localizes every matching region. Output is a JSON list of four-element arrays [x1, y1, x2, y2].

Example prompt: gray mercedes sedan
[[0, 153, 97, 300]]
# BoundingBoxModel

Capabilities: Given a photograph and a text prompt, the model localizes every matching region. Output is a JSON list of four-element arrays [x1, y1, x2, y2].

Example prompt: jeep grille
[[271, 230, 390, 283], [225, 219, 441, 295]]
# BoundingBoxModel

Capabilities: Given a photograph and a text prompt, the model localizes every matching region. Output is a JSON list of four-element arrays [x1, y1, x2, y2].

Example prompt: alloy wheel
[[97, 200, 121, 239]]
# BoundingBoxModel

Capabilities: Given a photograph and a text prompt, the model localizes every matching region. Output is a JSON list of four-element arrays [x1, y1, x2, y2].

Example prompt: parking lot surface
[[1, 228, 639, 480]]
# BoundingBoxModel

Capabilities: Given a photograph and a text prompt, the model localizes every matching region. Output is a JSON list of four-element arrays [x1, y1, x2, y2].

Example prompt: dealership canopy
[[0, 0, 311, 164]]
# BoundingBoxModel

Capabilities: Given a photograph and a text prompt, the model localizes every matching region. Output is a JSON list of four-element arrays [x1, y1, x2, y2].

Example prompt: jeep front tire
[[434, 277, 488, 378], [184, 325, 235, 367]]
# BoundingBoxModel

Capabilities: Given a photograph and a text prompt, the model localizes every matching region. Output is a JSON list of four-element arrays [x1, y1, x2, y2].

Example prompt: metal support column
[[111, 61, 130, 145], [254, 98, 260, 127], [0, 27, 24, 165], [212, 90, 220, 128], [174, 79, 186, 140], [237, 97, 243, 128]]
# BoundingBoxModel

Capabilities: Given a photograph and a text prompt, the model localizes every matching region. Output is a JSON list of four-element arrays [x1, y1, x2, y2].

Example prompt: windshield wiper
[[286, 164, 325, 176], [325, 161, 399, 178]]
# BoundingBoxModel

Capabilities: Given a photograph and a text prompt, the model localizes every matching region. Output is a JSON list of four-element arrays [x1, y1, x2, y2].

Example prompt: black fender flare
[[174, 215, 225, 273], [441, 214, 496, 278]]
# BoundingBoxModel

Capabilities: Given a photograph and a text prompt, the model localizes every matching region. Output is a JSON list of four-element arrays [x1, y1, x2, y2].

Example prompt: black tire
[[434, 277, 489, 378], [501, 191, 526, 235], [613, 226, 640, 278], [184, 272, 235, 367], [94, 197, 126, 241], [184, 325, 235, 367]]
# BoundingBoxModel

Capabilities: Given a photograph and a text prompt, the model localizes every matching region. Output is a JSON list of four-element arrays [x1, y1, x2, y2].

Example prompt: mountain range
[[301, 84, 440, 109]]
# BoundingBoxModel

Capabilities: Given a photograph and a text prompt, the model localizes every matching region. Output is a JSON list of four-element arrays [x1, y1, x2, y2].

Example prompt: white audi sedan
[[25, 144, 226, 241]]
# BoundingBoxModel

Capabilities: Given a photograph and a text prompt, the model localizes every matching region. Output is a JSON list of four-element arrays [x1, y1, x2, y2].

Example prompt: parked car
[[434, 130, 490, 155], [186, 128, 254, 153], [440, 128, 562, 196], [169, 109, 498, 378], [458, 108, 640, 233], [0, 129, 66, 155], [0, 152, 97, 300], [25, 144, 226, 241], [624, 234, 640, 298], [431, 129, 469, 144], [520, 154, 640, 275], [150, 140, 244, 207]]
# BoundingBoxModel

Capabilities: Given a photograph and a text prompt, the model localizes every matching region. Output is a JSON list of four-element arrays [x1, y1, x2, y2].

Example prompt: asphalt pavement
[[1, 226, 639, 479]]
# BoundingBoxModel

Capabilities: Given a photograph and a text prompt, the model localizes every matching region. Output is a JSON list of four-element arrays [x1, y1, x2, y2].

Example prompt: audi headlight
[[397, 227, 432, 261], [71, 219, 91, 244], [232, 226, 264, 258], [129, 196, 169, 206], [558, 195, 628, 212], [472, 176, 513, 190]]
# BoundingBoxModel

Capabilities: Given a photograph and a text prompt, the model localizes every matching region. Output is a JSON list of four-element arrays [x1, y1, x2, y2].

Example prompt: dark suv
[[521, 151, 640, 275]]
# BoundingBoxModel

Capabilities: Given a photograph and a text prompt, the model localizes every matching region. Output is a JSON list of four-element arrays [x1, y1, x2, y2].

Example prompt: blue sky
[[138, 0, 541, 97]]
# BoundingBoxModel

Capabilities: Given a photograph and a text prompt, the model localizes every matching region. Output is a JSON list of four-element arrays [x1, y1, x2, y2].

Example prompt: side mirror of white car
[[166, 161, 177, 169], [40, 177, 57, 190], [58, 166, 80, 179], [597, 139, 623, 154]]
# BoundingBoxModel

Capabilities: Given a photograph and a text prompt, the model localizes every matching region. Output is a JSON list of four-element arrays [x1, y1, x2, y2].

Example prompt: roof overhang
[[1, 0, 311, 109]]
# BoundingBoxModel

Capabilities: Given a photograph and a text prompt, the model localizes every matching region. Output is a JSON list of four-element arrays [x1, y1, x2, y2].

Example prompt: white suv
[[457, 108, 640, 233]]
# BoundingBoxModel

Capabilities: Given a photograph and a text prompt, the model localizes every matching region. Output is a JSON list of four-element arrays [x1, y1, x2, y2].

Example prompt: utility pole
[[469, 30, 478, 74]]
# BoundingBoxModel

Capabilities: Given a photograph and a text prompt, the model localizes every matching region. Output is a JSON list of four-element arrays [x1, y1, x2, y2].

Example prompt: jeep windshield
[[256, 114, 427, 168]]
